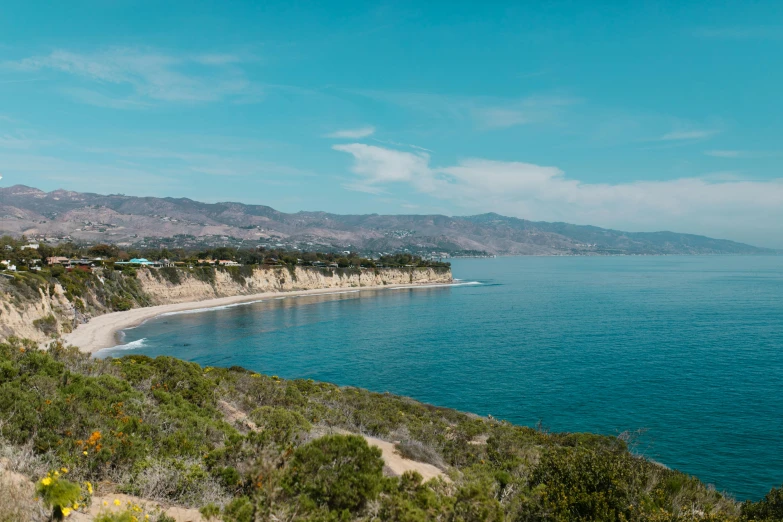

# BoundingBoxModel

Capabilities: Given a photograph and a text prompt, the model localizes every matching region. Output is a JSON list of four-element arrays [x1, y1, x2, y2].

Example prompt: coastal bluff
[[0, 265, 452, 345], [135, 265, 452, 304]]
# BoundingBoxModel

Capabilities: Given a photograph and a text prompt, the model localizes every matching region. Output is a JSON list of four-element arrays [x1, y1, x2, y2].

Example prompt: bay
[[100, 256, 783, 500]]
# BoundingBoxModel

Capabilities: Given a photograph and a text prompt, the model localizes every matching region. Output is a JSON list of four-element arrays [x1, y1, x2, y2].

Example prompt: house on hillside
[[114, 258, 163, 268], [47, 257, 71, 265], [219, 260, 241, 267]]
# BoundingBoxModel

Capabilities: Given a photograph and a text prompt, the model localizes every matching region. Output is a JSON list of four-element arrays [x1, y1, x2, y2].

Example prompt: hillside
[[3, 339, 782, 521], [0, 185, 772, 256]]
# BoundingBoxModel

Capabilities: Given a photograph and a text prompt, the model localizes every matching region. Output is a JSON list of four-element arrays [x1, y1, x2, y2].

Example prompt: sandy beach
[[63, 283, 446, 354]]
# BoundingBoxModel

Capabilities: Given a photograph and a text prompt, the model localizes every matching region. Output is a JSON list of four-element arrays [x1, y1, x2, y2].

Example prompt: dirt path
[[221, 401, 448, 482], [361, 435, 446, 482]]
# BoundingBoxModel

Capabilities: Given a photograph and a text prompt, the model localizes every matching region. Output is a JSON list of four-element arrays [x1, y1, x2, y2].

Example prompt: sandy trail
[[220, 403, 448, 483], [324, 428, 446, 482], [62, 283, 446, 354]]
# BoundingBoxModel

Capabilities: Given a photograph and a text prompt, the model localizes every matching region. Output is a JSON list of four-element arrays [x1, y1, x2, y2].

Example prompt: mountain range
[[0, 185, 773, 255]]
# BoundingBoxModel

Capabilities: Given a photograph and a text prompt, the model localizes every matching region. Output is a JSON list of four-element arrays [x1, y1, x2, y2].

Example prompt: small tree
[[283, 434, 384, 513]]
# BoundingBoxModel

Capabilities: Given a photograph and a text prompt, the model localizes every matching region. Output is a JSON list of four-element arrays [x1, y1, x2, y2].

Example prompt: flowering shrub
[[35, 468, 86, 520]]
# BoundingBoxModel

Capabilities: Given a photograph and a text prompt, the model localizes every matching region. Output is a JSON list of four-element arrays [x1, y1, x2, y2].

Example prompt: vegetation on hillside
[[0, 235, 451, 272], [1, 338, 780, 521], [1, 266, 149, 319]]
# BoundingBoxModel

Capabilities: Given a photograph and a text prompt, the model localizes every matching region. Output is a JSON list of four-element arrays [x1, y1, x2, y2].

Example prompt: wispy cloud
[[334, 143, 783, 247], [693, 26, 783, 40], [325, 126, 376, 139], [472, 96, 576, 130], [0, 78, 45, 85], [0, 129, 61, 150], [660, 128, 720, 141], [3, 47, 259, 106], [350, 89, 579, 130], [705, 149, 775, 159], [372, 138, 433, 152], [85, 145, 313, 178]]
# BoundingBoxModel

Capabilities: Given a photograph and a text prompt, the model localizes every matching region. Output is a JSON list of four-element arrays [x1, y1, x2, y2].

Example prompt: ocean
[[99, 256, 783, 500]]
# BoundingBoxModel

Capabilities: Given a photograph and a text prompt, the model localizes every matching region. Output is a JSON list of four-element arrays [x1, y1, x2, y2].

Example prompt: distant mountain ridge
[[0, 185, 773, 255]]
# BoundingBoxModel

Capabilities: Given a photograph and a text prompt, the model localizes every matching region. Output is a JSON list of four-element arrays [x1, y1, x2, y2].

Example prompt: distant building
[[114, 258, 163, 268], [21, 243, 39, 250], [218, 260, 241, 267], [47, 257, 71, 265]]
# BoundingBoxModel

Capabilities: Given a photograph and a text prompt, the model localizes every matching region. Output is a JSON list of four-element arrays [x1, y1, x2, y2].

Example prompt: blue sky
[[1, 1, 782, 247]]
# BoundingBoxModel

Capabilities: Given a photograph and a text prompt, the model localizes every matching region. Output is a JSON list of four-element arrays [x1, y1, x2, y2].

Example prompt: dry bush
[[0, 437, 55, 480], [0, 463, 47, 522], [117, 457, 231, 508], [394, 439, 447, 470]]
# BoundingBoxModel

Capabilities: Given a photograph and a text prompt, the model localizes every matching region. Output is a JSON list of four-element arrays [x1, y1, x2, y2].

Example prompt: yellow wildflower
[[83, 451, 88, 455], [103, 501, 108, 507], [114, 499, 121, 506], [61, 507, 72, 517], [61, 467, 68, 473], [86, 481, 93, 494], [73, 503, 79, 509], [41, 477, 52, 486]]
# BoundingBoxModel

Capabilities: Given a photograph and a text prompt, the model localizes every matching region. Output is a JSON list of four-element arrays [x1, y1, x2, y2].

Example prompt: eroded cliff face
[[0, 267, 451, 343], [136, 266, 452, 304], [0, 284, 76, 343]]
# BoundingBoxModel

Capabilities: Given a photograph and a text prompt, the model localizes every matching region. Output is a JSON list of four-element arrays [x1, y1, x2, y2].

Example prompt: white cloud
[[693, 27, 783, 40], [473, 108, 530, 129], [705, 149, 775, 159], [705, 150, 742, 158], [325, 126, 376, 139], [335, 143, 783, 247], [5, 47, 256, 105], [332, 143, 428, 191], [351, 89, 578, 130], [472, 96, 576, 130], [660, 129, 719, 141]]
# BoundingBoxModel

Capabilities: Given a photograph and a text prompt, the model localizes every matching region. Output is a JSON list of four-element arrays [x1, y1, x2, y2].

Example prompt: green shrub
[[33, 314, 58, 336], [249, 406, 311, 446], [283, 434, 384, 513], [110, 296, 133, 311], [222, 496, 254, 522], [158, 267, 182, 285], [742, 485, 783, 520], [200, 503, 221, 520]]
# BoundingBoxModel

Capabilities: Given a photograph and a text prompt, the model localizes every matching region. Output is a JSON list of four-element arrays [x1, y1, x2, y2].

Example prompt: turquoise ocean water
[[99, 256, 783, 500]]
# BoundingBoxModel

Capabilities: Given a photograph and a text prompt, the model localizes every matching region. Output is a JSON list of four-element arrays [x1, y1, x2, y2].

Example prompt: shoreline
[[62, 282, 451, 354]]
